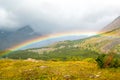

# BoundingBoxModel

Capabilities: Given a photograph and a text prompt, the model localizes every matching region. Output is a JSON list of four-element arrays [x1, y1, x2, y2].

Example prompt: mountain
[[27, 16, 120, 54], [78, 16, 120, 53], [101, 16, 120, 33], [22, 16, 120, 54], [2, 16, 120, 59], [1, 23, 120, 80], [0, 25, 40, 50]]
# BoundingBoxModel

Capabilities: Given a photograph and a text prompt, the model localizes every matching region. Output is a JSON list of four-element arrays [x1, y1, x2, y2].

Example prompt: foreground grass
[[0, 59, 120, 80]]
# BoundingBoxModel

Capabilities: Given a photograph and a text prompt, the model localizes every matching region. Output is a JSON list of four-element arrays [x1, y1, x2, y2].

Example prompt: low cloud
[[0, 0, 120, 34], [0, 8, 19, 30]]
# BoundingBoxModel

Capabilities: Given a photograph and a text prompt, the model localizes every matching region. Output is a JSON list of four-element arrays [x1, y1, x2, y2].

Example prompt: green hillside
[[2, 28, 120, 60]]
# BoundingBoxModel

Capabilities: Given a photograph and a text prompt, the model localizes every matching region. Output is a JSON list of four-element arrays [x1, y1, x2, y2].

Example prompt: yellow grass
[[0, 59, 120, 80]]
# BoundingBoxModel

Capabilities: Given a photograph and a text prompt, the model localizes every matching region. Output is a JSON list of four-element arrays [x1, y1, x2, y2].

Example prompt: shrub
[[96, 54, 106, 68], [96, 53, 120, 68], [110, 58, 120, 68]]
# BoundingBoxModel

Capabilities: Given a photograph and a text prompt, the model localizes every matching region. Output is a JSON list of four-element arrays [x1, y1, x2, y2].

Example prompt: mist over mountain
[[0, 0, 120, 35], [0, 25, 40, 50], [4, 16, 120, 61], [78, 16, 120, 53], [15, 16, 120, 55], [0, 25, 89, 50], [101, 16, 120, 32]]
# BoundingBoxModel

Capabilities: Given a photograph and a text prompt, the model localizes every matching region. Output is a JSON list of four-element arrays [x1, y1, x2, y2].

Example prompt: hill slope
[[5, 27, 120, 60], [78, 28, 120, 53], [2, 16, 120, 59], [26, 16, 120, 54], [78, 16, 120, 53], [101, 16, 120, 33]]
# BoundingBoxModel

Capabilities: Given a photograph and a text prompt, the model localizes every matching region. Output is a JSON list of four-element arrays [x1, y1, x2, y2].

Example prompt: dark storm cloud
[[0, 0, 120, 34]]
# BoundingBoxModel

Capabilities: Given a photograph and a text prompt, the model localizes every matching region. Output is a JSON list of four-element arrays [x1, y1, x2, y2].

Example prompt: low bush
[[96, 53, 120, 68]]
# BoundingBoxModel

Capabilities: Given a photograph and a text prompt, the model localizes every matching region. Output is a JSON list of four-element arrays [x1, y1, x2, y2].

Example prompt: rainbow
[[1, 31, 97, 57]]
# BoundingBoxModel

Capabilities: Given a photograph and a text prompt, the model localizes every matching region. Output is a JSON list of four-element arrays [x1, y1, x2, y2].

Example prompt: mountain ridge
[[0, 25, 41, 50], [101, 16, 120, 33]]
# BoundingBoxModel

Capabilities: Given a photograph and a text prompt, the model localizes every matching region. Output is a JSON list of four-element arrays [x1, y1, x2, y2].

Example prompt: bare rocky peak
[[101, 16, 120, 33]]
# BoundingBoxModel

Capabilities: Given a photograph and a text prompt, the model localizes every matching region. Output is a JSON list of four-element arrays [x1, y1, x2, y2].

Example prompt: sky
[[0, 0, 120, 34]]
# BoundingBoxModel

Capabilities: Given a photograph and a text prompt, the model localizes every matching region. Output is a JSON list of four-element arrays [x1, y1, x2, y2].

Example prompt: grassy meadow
[[0, 59, 120, 80]]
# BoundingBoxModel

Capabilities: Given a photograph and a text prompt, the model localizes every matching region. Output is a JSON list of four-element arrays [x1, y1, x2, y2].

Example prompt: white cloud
[[0, 0, 120, 33], [0, 8, 19, 29]]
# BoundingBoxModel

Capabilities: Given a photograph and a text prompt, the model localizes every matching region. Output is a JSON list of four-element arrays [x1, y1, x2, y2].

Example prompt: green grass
[[3, 48, 99, 61]]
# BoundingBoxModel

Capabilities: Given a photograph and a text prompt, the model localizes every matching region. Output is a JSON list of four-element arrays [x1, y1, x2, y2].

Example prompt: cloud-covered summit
[[0, 0, 120, 34]]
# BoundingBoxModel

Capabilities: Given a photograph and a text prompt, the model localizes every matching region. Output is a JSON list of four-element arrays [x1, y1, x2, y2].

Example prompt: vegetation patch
[[0, 59, 120, 80]]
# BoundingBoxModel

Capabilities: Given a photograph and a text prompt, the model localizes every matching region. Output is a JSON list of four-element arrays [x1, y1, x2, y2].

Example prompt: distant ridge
[[0, 25, 41, 50], [101, 16, 120, 33]]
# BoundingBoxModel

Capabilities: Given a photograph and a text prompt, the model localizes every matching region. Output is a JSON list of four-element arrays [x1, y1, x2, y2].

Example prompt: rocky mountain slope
[[78, 16, 120, 53], [101, 16, 120, 33]]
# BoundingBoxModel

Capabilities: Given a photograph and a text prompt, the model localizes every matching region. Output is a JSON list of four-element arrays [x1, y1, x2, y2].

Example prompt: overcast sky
[[0, 0, 120, 34]]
